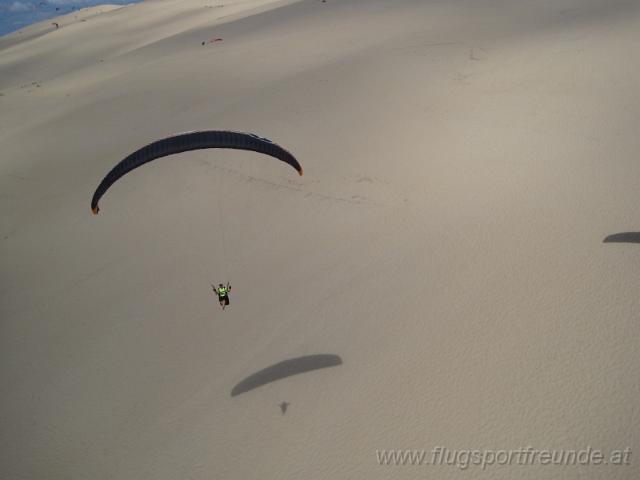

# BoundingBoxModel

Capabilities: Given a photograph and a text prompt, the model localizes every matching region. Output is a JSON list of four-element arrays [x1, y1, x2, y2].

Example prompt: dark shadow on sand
[[231, 354, 342, 397], [603, 232, 640, 244]]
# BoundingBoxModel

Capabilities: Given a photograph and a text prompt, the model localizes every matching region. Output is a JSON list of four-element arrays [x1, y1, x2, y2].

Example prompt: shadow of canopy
[[603, 232, 640, 244], [231, 354, 342, 397]]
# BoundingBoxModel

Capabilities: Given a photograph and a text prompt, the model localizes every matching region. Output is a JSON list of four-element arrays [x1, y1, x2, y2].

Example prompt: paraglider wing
[[91, 130, 303, 214]]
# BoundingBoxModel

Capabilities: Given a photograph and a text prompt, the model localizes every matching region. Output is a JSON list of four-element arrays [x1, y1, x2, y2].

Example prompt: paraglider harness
[[213, 282, 231, 306]]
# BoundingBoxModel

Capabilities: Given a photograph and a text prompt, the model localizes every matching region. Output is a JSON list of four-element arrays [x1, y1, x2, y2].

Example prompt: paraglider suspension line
[[216, 167, 230, 282]]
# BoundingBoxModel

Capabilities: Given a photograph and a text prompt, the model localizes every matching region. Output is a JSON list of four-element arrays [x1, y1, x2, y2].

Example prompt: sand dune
[[2, 0, 639, 478]]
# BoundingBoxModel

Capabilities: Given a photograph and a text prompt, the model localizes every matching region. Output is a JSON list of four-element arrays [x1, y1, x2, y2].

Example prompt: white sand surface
[[2, 0, 639, 478]]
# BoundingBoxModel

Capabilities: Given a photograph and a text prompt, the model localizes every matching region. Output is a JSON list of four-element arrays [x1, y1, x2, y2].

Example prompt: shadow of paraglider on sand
[[231, 354, 342, 397], [603, 232, 640, 244]]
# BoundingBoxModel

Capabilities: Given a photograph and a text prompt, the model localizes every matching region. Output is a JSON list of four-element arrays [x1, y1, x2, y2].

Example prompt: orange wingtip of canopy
[[92, 206, 100, 215], [298, 168, 303, 176]]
